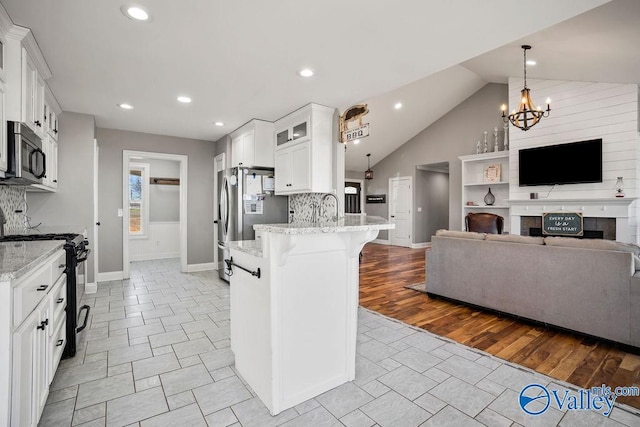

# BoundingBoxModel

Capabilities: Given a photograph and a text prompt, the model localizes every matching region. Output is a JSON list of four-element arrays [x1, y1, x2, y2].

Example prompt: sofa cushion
[[544, 236, 640, 270], [435, 229, 486, 240], [485, 234, 544, 245]]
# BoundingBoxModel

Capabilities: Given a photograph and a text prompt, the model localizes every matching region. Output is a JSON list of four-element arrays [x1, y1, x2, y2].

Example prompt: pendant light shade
[[365, 153, 373, 180], [501, 45, 551, 131]]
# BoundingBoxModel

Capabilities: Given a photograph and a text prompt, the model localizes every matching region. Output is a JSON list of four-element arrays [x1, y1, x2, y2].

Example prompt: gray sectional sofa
[[426, 230, 640, 348]]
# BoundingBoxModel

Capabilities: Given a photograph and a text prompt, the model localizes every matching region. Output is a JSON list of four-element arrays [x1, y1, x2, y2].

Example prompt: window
[[129, 163, 149, 237]]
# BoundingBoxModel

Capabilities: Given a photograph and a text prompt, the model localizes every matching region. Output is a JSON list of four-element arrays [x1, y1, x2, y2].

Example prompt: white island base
[[229, 217, 393, 415]]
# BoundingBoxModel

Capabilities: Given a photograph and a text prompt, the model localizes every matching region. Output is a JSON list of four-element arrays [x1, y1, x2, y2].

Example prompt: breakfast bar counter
[[228, 216, 393, 415]]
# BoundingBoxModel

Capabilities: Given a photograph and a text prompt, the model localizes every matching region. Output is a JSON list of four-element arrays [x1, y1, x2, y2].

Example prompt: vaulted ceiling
[[3, 0, 633, 171]]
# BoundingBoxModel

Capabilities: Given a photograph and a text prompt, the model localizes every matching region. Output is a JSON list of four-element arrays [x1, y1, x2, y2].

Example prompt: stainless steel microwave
[[1, 121, 46, 185]]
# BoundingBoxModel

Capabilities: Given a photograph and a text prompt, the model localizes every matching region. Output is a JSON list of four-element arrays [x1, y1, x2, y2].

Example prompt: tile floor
[[39, 258, 640, 426]]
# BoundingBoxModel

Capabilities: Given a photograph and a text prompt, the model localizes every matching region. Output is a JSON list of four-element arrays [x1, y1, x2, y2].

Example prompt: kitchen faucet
[[320, 193, 340, 222]]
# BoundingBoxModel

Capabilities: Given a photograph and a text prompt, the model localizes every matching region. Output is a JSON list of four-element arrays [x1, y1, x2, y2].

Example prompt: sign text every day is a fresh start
[[542, 212, 584, 236]]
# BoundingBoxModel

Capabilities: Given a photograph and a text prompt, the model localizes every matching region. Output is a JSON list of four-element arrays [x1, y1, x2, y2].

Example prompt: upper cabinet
[[230, 119, 275, 168], [274, 103, 336, 195], [5, 26, 53, 136]]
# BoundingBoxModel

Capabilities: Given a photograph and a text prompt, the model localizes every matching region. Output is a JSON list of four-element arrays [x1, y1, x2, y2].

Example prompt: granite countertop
[[3, 225, 87, 236], [229, 240, 264, 258], [0, 240, 65, 281], [253, 215, 395, 235]]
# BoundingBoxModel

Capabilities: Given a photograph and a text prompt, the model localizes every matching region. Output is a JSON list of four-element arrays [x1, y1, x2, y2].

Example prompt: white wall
[[508, 78, 639, 200], [130, 221, 180, 261]]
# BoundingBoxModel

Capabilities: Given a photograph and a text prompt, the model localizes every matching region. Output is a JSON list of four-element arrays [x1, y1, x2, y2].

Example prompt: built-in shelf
[[464, 205, 509, 209], [464, 181, 508, 187], [459, 151, 510, 232]]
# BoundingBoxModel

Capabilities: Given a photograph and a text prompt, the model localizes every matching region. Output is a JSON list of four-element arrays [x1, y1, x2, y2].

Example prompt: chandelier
[[501, 45, 550, 131], [365, 153, 373, 180]]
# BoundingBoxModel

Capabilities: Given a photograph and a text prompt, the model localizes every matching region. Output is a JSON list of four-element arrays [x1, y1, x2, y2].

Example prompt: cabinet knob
[[54, 129, 58, 134], [36, 319, 49, 330], [58, 264, 65, 269], [35, 120, 42, 127], [53, 179, 57, 183]]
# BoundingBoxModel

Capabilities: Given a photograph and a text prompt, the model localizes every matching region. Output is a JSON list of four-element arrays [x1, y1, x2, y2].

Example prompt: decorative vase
[[483, 131, 488, 153], [615, 177, 625, 198], [484, 187, 495, 205], [503, 122, 509, 151], [476, 140, 481, 154], [493, 127, 499, 152]]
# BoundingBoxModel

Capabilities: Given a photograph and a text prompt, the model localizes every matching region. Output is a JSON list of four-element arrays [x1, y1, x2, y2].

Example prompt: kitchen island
[[228, 215, 393, 415]]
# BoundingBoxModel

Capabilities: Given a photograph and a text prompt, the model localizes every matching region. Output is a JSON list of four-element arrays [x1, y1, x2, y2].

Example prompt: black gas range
[[0, 231, 90, 358]]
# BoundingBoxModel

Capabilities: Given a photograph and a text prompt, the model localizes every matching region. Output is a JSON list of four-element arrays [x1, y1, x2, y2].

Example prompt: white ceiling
[[0, 0, 624, 172]]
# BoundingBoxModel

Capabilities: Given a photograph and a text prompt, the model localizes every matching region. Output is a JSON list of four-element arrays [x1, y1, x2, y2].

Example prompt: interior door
[[389, 177, 412, 247]]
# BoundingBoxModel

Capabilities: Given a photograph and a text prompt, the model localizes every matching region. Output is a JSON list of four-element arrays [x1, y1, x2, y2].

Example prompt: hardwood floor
[[358, 243, 640, 409]]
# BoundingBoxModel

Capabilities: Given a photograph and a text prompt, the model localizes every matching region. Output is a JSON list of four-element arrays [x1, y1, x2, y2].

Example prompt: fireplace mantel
[[508, 198, 638, 243]]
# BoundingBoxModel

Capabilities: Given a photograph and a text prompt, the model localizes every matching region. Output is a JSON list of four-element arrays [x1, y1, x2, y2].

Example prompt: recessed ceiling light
[[122, 5, 150, 21], [353, 139, 360, 145], [298, 68, 314, 77], [177, 96, 192, 104], [214, 122, 224, 127], [526, 60, 537, 66], [394, 102, 403, 110], [118, 103, 134, 110]]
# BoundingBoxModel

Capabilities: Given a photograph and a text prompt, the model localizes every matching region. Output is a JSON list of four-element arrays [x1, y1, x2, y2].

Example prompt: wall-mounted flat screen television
[[518, 139, 602, 186]]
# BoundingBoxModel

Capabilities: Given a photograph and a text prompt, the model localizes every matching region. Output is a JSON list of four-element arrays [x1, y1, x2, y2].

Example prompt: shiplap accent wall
[[508, 78, 640, 241]]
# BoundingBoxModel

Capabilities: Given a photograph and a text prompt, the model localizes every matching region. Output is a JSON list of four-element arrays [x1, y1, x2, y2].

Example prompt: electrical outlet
[[117, 209, 123, 217], [417, 207, 422, 212]]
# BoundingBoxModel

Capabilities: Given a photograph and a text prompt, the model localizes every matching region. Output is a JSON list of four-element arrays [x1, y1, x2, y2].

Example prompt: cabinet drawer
[[50, 273, 67, 336], [51, 250, 66, 283], [49, 319, 66, 382], [13, 261, 52, 327]]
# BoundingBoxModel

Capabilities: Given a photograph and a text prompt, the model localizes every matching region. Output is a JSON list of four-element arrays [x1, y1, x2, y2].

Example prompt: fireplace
[[520, 216, 615, 240]]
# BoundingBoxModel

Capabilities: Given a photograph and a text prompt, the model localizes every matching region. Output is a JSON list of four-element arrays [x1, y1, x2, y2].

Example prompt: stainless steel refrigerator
[[217, 167, 288, 281]]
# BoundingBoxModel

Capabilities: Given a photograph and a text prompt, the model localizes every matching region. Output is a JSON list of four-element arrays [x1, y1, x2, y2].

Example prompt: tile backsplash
[[0, 186, 27, 229], [289, 193, 340, 223]]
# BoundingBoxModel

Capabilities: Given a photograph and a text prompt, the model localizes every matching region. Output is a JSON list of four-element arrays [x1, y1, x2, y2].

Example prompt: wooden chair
[[465, 212, 504, 234]]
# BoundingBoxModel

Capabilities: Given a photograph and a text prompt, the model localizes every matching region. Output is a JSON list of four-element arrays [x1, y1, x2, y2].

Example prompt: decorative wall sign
[[542, 212, 584, 236], [366, 194, 386, 204], [340, 104, 370, 143], [484, 164, 501, 183]]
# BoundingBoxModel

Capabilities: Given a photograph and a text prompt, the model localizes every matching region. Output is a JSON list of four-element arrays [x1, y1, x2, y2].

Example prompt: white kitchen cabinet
[[230, 119, 275, 168], [2, 247, 67, 427], [44, 86, 60, 141], [21, 48, 45, 137], [275, 141, 311, 193], [11, 291, 50, 427], [459, 151, 510, 232], [274, 103, 335, 195]]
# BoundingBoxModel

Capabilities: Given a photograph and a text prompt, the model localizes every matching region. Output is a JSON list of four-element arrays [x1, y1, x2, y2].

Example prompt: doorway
[[122, 151, 188, 279], [345, 179, 365, 214], [388, 176, 412, 247], [416, 162, 450, 242]]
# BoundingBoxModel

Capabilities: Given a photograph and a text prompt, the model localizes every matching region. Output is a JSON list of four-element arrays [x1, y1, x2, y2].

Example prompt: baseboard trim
[[85, 282, 98, 294], [411, 242, 431, 249], [186, 262, 215, 272], [130, 252, 180, 262], [371, 239, 390, 245], [97, 271, 124, 282]]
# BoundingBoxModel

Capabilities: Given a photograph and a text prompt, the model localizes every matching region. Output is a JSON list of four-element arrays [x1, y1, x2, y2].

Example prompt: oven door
[[75, 247, 90, 309]]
